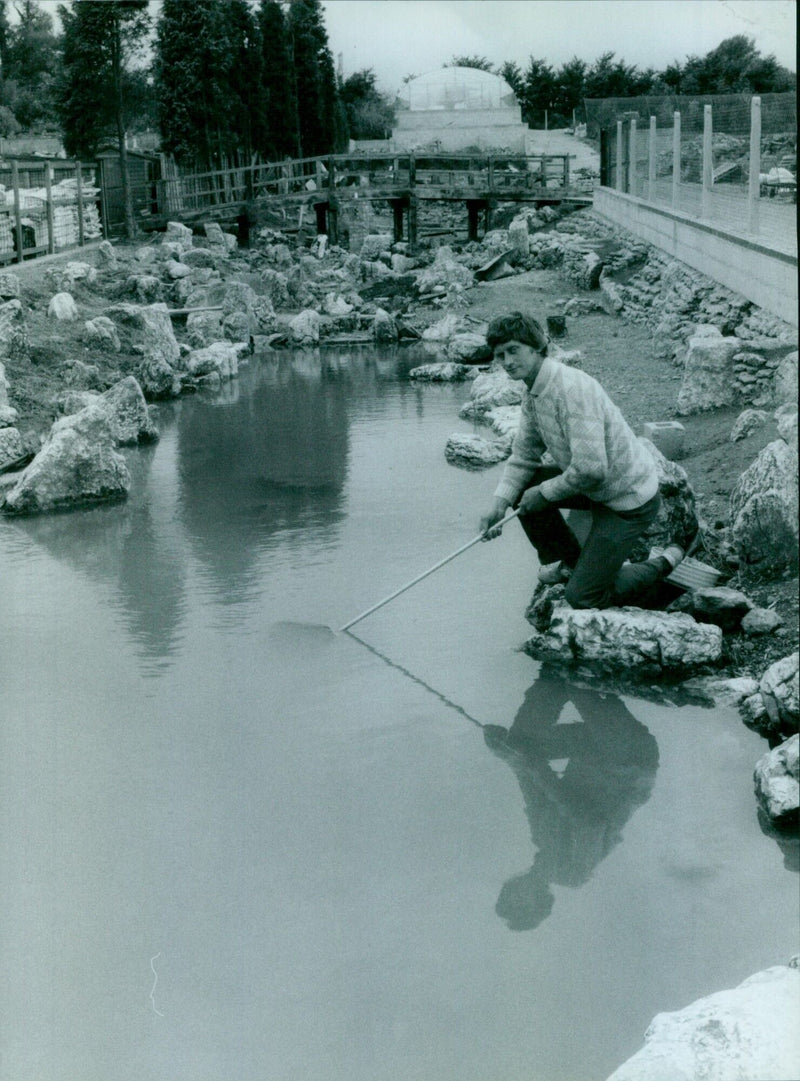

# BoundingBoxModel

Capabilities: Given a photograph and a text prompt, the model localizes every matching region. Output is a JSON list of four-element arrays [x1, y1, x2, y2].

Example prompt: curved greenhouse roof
[[398, 67, 518, 112]]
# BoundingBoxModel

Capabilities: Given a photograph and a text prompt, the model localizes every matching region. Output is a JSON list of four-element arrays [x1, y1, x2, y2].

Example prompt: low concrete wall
[[594, 187, 798, 327]]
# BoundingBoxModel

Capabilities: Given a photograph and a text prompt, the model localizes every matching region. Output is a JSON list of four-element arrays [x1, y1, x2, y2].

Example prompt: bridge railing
[[155, 151, 589, 219]]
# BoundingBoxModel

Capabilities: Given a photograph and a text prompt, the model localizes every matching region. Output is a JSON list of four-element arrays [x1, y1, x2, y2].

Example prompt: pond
[[1, 346, 797, 1081]]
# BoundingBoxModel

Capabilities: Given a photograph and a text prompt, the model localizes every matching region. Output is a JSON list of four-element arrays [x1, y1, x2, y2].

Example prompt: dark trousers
[[516, 467, 664, 609]]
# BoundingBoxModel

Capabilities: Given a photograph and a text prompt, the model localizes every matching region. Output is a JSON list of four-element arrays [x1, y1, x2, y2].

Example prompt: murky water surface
[[1, 347, 797, 1081]]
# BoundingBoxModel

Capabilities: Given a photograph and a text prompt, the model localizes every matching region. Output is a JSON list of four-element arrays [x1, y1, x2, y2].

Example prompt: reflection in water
[[757, 808, 800, 873], [485, 668, 659, 931], [177, 355, 350, 602]]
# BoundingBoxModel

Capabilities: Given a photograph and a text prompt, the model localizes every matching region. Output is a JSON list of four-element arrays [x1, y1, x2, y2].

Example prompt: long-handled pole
[[339, 509, 521, 633]]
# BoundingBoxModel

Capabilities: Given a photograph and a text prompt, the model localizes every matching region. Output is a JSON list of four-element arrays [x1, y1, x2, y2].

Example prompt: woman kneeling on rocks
[[479, 311, 684, 609]]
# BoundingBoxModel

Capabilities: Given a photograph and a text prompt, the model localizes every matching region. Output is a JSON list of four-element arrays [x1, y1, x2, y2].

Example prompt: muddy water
[[1, 346, 797, 1081]]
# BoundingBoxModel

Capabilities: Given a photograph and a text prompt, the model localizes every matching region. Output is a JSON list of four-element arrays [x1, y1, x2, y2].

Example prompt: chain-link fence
[[0, 159, 102, 264], [592, 92, 796, 256]]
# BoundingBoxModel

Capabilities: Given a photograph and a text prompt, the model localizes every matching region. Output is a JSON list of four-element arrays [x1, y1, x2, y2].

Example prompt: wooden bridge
[[150, 152, 594, 246]]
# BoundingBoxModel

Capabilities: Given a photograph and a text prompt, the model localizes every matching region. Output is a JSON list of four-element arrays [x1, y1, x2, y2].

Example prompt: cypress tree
[[57, 0, 149, 237], [287, 0, 345, 157], [257, 0, 300, 158]]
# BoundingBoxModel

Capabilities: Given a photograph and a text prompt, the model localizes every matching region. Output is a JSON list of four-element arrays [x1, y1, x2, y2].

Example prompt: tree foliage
[[446, 55, 494, 71], [1, 0, 60, 130], [257, 0, 300, 158], [340, 67, 394, 140], [58, 0, 149, 159], [288, 0, 346, 156]]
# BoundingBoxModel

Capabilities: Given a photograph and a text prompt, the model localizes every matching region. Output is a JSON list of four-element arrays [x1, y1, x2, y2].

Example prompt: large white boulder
[[47, 292, 78, 321], [0, 299, 29, 361], [288, 308, 321, 345], [2, 404, 130, 515], [444, 433, 510, 469], [0, 426, 25, 470], [183, 342, 242, 381], [524, 603, 723, 673], [754, 734, 799, 825], [98, 376, 159, 445], [459, 368, 524, 418], [730, 437, 799, 578], [677, 328, 741, 414], [84, 316, 121, 352], [605, 960, 800, 1081], [408, 362, 474, 382], [104, 302, 181, 399], [759, 651, 800, 739]]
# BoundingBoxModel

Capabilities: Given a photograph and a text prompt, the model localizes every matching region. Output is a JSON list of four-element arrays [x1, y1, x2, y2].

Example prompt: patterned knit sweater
[[493, 357, 659, 511]]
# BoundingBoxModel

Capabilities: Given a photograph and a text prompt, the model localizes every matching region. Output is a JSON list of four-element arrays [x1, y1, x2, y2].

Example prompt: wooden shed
[[97, 148, 162, 235]]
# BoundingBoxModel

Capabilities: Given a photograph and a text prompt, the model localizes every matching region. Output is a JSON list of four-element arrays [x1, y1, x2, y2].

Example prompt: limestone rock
[[2, 404, 130, 515], [760, 652, 799, 738], [222, 311, 251, 342], [459, 368, 524, 418], [288, 309, 321, 345], [182, 248, 218, 270], [106, 302, 180, 365], [632, 439, 698, 559], [741, 606, 784, 635], [360, 234, 392, 261], [0, 360, 18, 427], [679, 675, 759, 708], [84, 316, 121, 352], [523, 603, 723, 673], [416, 247, 473, 295], [323, 293, 354, 317], [730, 439, 799, 578], [0, 426, 25, 470], [166, 260, 192, 280], [754, 735, 799, 826], [447, 331, 487, 362], [485, 405, 521, 441], [670, 586, 752, 632], [203, 221, 227, 247], [127, 274, 163, 303], [730, 408, 768, 441], [774, 350, 798, 406], [0, 300, 29, 360], [260, 269, 291, 308], [422, 313, 463, 343], [183, 342, 242, 381], [0, 271, 21, 299], [372, 308, 398, 343], [444, 433, 510, 469], [186, 310, 222, 348], [98, 376, 159, 445], [46, 260, 97, 292], [166, 221, 193, 245], [605, 961, 800, 1081], [408, 362, 474, 382], [677, 330, 741, 414], [508, 218, 530, 259]]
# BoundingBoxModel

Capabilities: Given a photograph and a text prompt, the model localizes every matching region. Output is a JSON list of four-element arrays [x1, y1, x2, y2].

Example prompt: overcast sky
[[321, 0, 797, 93]]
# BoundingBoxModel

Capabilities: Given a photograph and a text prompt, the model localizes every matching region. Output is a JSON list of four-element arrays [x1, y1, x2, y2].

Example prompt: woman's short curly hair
[[486, 311, 548, 355]]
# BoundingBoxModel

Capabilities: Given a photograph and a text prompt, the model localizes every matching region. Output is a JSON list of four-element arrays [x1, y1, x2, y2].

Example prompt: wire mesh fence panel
[[0, 160, 100, 262], [597, 92, 796, 257]]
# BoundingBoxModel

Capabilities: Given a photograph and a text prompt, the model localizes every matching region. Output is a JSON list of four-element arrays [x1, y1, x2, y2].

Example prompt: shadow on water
[[484, 665, 660, 931]]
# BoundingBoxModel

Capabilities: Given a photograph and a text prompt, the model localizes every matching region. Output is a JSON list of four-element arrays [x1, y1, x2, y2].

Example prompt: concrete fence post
[[702, 105, 713, 220], [628, 117, 637, 195], [616, 120, 623, 191], [648, 116, 657, 200], [672, 111, 681, 208], [11, 161, 23, 262], [44, 161, 55, 254], [75, 162, 85, 247], [748, 95, 761, 236]]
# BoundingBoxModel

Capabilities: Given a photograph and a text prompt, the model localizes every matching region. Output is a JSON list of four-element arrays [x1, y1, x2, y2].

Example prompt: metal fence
[[596, 92, 796, 257], [0, 159, 101, 264]]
